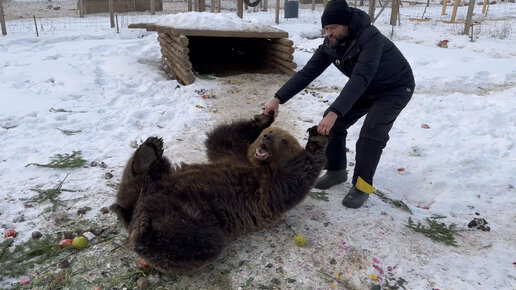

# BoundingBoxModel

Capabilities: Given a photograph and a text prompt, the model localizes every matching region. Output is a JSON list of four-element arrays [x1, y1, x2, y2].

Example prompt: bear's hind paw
[[132, 137, 164, 174]]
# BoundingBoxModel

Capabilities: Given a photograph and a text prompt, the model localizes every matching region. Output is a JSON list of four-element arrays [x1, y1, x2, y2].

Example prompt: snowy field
[[0, 1, 515, 289]]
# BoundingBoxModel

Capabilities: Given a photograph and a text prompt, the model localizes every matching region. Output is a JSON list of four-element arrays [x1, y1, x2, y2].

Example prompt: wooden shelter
[[128, 23, 297, 85]]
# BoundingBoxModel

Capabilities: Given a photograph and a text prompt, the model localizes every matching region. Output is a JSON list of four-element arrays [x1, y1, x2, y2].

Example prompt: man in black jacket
[[263, 0, 415, 208]]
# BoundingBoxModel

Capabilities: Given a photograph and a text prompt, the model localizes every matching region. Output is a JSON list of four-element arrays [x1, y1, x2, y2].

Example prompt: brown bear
[[110, 113, 329, 274]]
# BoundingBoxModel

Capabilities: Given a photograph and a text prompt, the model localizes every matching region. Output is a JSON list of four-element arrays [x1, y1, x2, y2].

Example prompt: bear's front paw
[[132, 137, 164, 174], [253, 111, 275, 128], [305, 126, 329, 153]]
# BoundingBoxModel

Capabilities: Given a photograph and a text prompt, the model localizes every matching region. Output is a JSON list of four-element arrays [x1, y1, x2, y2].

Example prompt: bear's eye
[[282, 139, 288, 145]]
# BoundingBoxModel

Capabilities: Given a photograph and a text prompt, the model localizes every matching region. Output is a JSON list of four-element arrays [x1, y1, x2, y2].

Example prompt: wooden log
[[145, 24, 158, 31], [265, 58, 295, 76], [171, 34, 189, 47], [267, 55, 297, 69], [268, 42, 295, 54], [271, 38, 294, 47], [158, 37, 190, 55], [160, 47, 192, 70], [160, 42, 191, 64], [160, 33, 189, 48], [265, 48, 294, 62], [162, 57, 195, 85], [128, 22, 152, 29]]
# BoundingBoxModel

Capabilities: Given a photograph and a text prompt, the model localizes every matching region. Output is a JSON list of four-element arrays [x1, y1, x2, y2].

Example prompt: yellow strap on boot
[[355, 176, 375, 194]]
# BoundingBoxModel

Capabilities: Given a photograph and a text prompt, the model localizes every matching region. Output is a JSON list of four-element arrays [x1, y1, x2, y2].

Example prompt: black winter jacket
[[275, 8, 415, 117]]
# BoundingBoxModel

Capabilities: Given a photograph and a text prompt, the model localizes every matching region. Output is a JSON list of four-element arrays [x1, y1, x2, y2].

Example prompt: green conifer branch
[[373, 190, 412, 214], [406, 217, 460, 247], [309, 191, 330, 202], [26, 151, 87, 168]]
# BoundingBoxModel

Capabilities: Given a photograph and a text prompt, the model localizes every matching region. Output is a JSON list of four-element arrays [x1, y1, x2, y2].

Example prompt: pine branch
[[0, 235, 61, 279], [26, 151, 87, 168], [406, 217, 460, 247], [22, 174, 77, 211], [373, 190, 412, 214], [309, 191, 329, 202]]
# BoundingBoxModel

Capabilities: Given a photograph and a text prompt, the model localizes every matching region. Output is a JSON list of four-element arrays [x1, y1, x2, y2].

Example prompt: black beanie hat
[[321, 0, 352, 27]]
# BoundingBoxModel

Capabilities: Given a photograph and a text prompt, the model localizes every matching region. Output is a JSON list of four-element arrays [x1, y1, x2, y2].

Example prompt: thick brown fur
[[110, 113, 329, 274]]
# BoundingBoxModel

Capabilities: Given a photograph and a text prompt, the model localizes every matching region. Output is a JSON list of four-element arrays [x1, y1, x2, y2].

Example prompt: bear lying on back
[[110, 113, 328, 274]]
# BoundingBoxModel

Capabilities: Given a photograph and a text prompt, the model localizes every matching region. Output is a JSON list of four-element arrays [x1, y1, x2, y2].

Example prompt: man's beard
[[330, 34, 346, 48]]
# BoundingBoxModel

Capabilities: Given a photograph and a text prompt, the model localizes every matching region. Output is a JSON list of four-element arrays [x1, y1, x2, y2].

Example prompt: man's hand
[[317, 111, 338, 135], [263, 98, 280, 118]]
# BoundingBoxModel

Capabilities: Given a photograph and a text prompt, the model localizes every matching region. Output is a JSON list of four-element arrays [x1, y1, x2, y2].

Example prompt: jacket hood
[[347, 8, 372, 39]]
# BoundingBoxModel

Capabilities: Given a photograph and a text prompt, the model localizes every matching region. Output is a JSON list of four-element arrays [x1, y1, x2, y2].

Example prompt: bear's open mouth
[[254, 144, 271, 161]]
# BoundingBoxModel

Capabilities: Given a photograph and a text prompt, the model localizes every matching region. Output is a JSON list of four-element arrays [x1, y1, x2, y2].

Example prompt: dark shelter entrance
[[128, 23, 297, 85], [188, 36, 275, 76]]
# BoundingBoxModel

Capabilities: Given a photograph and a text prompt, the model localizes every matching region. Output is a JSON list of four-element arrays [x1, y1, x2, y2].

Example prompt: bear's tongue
[[254, 144, 271, 160]]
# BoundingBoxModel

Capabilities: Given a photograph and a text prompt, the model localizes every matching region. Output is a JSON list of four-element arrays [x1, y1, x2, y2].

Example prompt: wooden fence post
[[368, 0, 376, 20], [441, 0, 447, 15], [464, 0, 475, 35], [390, 0, 399, 26], [481, 0, 488, 13], [150, 0, 155, 15], [0, 0, 6, 36], [450, 0, 460, 22], [109, 0, 115, 28]]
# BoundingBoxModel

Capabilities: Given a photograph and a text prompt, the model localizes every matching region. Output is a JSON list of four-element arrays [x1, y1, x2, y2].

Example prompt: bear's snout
[[262, 133, 274, 145]]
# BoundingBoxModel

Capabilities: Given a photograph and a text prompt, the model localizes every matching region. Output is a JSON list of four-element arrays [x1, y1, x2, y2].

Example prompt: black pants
[[324, 84, 414, 186]]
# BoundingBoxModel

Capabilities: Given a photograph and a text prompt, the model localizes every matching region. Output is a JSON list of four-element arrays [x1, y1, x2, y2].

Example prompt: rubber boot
[[314, 170, 347, 190], [342, 187, 370, 209]]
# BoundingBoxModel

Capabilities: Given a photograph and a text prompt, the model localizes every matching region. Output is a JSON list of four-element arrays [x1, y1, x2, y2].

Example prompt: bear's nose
[[262, 133, 273, 144]]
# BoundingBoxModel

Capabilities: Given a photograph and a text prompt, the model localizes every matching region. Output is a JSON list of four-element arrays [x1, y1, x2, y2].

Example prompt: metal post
[[150, 0, 155, 14], [237, 0, 243, 18], [109, 0, 114, 28], [0, 0, 7, 36], [33, 15, 39, 37], [463, 0, 475, 35], [79, 0, 84, 17], [275, 0, 280, 24]]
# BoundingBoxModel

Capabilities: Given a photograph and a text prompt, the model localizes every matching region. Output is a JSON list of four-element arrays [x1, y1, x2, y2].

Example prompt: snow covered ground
[[0, 1, 515, 289]]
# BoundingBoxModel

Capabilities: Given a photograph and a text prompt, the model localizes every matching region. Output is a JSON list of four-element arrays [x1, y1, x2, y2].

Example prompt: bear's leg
[[205, 112, 275, 162], [109, 203, 133, 229], [128, 214, 226, 274], [111, 137, 171, 229], [269, 126, 329, 209]]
